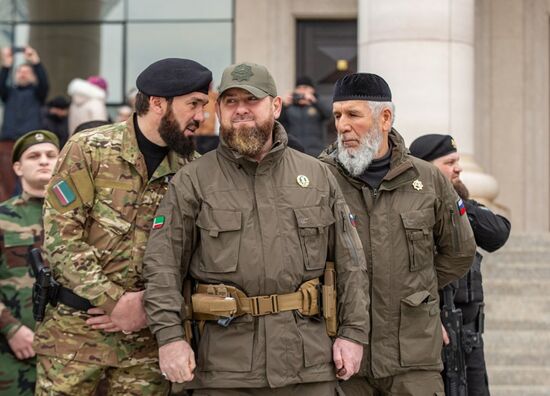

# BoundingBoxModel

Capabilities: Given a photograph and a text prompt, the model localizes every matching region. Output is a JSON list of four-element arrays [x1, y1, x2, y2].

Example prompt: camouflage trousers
[[35, 355, 169, 395], [0, 350, 36, 396]]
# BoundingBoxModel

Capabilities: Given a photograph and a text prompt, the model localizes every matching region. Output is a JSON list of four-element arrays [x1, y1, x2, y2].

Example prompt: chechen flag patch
[[52, 180, 76, 206], [152, 215, 165, 230], [456, 198, 466, 216]]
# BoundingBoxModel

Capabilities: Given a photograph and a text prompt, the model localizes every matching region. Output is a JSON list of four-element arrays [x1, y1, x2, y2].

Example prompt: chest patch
[[152, 215, 165, 230]]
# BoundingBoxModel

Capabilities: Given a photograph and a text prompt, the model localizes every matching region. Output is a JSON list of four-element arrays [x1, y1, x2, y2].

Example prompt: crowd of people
[[0, 47, 510, 396]]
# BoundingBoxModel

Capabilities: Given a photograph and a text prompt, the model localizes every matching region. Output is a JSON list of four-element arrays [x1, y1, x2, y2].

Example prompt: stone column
[[27, 0, 102, 99], [358, 0, 500, 205]]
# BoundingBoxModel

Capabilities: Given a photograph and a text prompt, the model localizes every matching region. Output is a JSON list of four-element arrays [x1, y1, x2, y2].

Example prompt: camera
[[292, 93, 304, 105], [11, 46, 25, 53]]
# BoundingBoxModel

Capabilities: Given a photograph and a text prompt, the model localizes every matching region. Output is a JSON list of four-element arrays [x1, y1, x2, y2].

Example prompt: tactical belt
[[51, 283, 94, 311], [191, 277, 321, 322]]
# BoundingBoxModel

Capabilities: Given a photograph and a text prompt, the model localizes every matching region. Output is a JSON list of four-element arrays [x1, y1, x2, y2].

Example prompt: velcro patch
[[349, 213, 357, 227], [152, 215, 165, 230], [52, 180, 76, 206], [456, 198, 466, 216]]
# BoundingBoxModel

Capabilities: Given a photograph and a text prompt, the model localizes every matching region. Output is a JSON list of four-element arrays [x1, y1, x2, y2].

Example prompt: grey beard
[[337, 127, 383, 177]]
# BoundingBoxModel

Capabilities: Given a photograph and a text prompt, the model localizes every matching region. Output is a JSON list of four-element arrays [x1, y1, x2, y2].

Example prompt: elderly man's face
[[432, 152, 463, 184], [333, 100, 389, 176]]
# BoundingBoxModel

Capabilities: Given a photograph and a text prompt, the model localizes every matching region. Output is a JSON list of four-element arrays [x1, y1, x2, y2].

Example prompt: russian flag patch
[[52, 180, 76, 206], [152, 215, 165, 230], [349, 213, 357, 227], [456, 198, 466, 216]]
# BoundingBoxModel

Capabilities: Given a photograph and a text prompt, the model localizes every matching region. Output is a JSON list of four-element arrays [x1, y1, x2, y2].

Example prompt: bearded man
[[142, 62, 370, 396], [409, 134, 510, 396], [318, 73, 476, 396], [33, 58, 212, 396]]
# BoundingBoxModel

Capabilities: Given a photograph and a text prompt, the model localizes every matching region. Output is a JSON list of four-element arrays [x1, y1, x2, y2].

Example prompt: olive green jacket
[[143, 122, 370, 389], [319, 129, 476, 378]]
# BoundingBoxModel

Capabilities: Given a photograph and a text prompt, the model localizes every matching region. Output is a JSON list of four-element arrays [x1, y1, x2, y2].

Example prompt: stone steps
[[479, 233, 550, 396]]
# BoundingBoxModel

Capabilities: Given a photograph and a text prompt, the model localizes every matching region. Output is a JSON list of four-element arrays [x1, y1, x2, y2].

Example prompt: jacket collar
[[319, 128, 418, 191]]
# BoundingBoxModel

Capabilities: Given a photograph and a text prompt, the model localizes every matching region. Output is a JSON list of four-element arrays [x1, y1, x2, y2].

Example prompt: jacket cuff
[[92, 285, 126, 314], [155, 325, 185, 347], [338, 327, 369, 345]]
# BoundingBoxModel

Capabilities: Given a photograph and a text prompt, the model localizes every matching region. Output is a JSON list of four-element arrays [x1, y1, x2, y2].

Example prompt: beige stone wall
[[234, 0, 357, 95]]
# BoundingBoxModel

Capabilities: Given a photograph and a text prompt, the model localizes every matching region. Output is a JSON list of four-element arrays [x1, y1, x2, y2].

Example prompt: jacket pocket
[[295, 313, 333, 367], [400, 208, 435, 271], [198, 315, 254, 372], [196, 208, 242, 273], [294, 206, 335, 270], [399, 290, 442, 367]]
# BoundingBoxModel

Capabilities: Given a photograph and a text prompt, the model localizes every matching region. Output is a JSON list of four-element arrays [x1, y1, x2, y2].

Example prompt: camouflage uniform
[[0, 192, 44, 396], [33, 117, 195, 395]]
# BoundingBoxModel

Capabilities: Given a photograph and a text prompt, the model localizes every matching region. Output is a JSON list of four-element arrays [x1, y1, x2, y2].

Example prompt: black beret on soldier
[[136, 58, 212, 97], [12, 130, 59, 163], [333, 73, 392, 103], [409, 134, 457, 162]]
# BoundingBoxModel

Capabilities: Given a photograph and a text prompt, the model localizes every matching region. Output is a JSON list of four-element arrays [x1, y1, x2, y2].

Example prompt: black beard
[[453, 179, 470, 200], [221, 118, 274, 158], [158, 107, 196, 158]]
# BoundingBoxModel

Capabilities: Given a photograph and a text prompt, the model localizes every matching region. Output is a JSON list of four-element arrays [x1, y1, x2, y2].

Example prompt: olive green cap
[[218, 62, 277, 98], [12, 130, 60, 163]]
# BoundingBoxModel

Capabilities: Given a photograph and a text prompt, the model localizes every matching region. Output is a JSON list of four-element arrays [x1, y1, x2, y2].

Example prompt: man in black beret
[[279, 75, 332, 156], [33, 58, 212, 395], [410, 134, 510, 396], [319, 73, 476, 396]]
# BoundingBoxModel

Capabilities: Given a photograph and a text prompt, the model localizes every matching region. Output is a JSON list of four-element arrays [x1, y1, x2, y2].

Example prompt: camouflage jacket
[[0, 193, 43, 340], [34, 116, 196, 367]]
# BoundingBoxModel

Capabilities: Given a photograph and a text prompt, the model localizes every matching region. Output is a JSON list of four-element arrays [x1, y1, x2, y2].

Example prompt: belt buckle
[[251, 294, 279, 316]]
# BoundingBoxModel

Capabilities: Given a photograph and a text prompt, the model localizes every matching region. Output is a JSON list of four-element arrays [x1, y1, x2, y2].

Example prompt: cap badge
[[231, 64, 253, 81], [412, 179, 423, 191], [297, 175, 310, 188], [35, 133, 45, 142], [451, 138, 457, 149]]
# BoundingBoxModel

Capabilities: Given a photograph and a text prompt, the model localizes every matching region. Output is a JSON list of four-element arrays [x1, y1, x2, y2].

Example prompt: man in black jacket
[[410, 133, 511, 396], [0, 46, 49, 201], [279, 76, 331, 156]]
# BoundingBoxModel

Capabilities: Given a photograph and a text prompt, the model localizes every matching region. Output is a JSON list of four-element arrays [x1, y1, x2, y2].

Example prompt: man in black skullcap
[[279, 75, 332, 156], [33, 58, 212, 395], [410, 134, 510, 396], [319, 73, 476, 396]]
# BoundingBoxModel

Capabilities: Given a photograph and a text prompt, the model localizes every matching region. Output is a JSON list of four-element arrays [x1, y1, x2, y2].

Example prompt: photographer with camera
[[0, 46, 49, 201], [279, 76, 331, 156]]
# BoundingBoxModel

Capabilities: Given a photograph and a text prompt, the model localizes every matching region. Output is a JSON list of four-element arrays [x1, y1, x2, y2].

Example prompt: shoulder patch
[[152, 215, 165, 230], [456, 198, 466, 216], [52, 180, 76, 206]]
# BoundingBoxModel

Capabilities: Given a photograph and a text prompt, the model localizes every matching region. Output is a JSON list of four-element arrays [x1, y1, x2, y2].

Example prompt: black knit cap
[[333, 73, 392, 102], [409, 134, 457, 162], [136, 58, 212, 97]]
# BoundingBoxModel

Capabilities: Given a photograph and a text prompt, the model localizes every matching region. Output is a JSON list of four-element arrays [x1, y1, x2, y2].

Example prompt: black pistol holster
[[29, 248, 93, 321]]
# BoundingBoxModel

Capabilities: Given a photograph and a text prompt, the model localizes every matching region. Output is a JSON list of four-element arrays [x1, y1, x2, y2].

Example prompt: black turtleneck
[[359, 141, 393, 190], [134, 114, 169, 179]]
